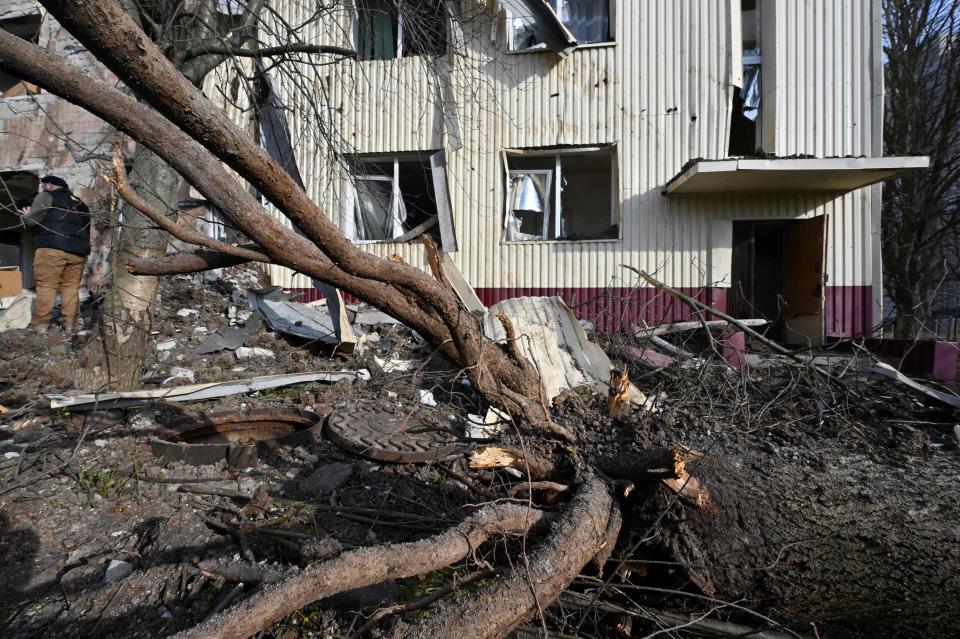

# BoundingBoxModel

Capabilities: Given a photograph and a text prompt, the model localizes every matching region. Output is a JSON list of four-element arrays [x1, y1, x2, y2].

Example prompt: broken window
[[0, 14, 41, 98], [354, 0, 447, 61], [503, 147, 618, 242], [729, 0, 762, 155], [506, 0, 612, 53], [344, 152, 457, 250]]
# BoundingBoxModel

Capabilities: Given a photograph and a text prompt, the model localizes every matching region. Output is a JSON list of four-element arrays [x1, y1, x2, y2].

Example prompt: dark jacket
[[33, 189, 91, 256]]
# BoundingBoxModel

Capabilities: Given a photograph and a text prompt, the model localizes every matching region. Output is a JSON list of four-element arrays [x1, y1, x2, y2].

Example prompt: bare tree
[[883, 0, 960, 338]]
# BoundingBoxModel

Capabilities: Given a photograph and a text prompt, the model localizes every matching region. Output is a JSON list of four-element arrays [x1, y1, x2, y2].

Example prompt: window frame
[[343, 151, 457, 250], [352, 0, 448, 61], [505, 0, 616, 55], [502, 145, 620, 245]]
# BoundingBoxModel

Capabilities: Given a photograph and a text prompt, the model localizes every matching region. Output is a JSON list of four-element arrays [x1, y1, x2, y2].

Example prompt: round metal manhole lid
[[326, 409, 458, 463]]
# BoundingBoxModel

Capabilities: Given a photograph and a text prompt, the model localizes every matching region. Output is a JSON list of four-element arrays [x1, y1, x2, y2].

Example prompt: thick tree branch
[[181, 42, 357, 62], [110, 147, 271, 264], [409, 471, 613, 639], [175, 503, 552, 639], [128, 249, 255, 275]]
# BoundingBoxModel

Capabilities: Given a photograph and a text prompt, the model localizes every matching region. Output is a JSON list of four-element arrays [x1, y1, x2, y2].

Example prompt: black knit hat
[[40, 175, 68, 189]]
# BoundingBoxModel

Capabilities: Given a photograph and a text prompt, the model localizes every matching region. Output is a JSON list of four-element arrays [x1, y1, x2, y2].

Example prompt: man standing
[[19, 175, 90, 333]]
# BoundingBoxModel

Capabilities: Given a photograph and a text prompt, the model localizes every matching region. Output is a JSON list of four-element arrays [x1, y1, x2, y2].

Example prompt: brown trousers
[[32, 247, 86, 328]]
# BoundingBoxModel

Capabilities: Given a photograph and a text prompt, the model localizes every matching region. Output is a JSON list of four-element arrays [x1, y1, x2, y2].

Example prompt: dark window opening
[[729, 87, 758, 156], [0, 171, 40, 290], [348, 153, 449, 244], [505, 147, 618, 242], [356, 0, 447, 60], [1, 14, 42, 97], [729, 0, 761, 156], [508, 0, 612, 52]]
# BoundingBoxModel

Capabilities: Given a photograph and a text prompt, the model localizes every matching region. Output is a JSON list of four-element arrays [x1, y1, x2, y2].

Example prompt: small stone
[[176, 308, 199, 317], [298, 462, 354, 496], [235, 347, 274, 360], [104, 559, 133, 583], [93, 439, 107, 448], [418, 390, 437, 406], [155, 339, 177, 351], [4, 451, 20, 460]]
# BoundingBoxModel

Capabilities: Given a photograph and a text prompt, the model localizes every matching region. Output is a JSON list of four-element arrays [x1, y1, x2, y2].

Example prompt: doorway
[[730, 216, 827, 346], [0, 171, 40, 290]]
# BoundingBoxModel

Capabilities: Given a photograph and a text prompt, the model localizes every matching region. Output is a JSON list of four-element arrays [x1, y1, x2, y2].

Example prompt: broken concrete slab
[[48, 370, 362, 411], [0, 291, 34, 331]]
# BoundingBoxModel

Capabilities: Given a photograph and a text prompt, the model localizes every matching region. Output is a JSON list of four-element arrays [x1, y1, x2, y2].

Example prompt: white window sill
[[506, 41, 616, 56], [502, 237, 621, 246]]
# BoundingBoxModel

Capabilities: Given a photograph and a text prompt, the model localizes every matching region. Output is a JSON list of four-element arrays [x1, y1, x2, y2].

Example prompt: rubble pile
[[0, 266, 957, 638]]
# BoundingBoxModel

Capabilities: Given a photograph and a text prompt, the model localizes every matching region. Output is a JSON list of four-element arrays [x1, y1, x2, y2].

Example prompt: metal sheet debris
[[865, 362, 960, 409], [48, 370, 361, 411], [196, 314, 262, 354], [483, 296, 647, 405], [248, 287, 355, 350]]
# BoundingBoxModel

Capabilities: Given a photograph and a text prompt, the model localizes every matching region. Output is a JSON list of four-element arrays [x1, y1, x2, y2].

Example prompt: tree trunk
[[98, 147, 181, 389], [639, 447, 960, 637]]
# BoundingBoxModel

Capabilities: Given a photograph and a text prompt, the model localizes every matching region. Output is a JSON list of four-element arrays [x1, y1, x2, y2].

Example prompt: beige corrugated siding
[[257, 0, 883, 308]]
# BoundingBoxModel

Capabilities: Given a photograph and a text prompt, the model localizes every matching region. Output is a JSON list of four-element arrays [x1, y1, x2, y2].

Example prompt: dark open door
[[782, 215, 826, 345]]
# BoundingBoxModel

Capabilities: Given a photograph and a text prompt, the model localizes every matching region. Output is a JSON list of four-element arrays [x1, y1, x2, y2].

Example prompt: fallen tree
[[2, 3, 959, 639]]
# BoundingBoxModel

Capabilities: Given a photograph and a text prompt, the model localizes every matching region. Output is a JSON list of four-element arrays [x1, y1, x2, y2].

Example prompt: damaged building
[[0, 0, 114, 296], [254, 0, 927, 346], [1, 0, 930, 347]]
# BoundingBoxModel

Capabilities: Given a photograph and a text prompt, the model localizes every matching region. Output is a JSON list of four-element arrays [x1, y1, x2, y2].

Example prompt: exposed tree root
[[407, 471, 613, 639], [174, 503, 552, 639]]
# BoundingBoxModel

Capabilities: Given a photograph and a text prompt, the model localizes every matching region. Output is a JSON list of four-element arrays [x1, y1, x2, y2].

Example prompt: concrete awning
[[665, 157, 930, 196]]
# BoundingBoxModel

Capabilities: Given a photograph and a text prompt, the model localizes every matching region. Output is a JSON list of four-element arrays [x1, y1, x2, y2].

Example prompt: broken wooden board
[[48, 370, 360, 411], [633, 318, 768, 338], [617, 345, 676, 370]]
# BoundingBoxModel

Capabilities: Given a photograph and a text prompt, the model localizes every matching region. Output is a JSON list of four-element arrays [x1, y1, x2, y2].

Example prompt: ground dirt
[[0, 268, 958, 638]]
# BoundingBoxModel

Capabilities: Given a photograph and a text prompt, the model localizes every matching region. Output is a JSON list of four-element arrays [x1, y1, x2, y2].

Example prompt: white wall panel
[[257, 0, 884, 300]]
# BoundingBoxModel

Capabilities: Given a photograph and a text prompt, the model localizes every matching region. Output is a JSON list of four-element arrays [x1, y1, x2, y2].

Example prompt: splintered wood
[[607, 364, 631, 417], [469, 446, 555, 480], [662, 472, 710, 508]]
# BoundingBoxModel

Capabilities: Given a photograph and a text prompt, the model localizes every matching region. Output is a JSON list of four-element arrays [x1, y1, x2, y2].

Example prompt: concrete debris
[[418, 389, 437, 406], [4, 451, 20, 460], [235, 347, 275, 360], [466, 407, 510, 440], [104, 559, 133, 583], [163, 367, 196, 385], [374, 355, 415, 373], [155, 339, 177, 352], [0, 291, 34, 331], [176, 308, 199, 317]]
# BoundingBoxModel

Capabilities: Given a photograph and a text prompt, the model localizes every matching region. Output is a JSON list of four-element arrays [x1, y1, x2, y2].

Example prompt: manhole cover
[[150, 407, 323, 468], [326, 409, 458, 463]]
